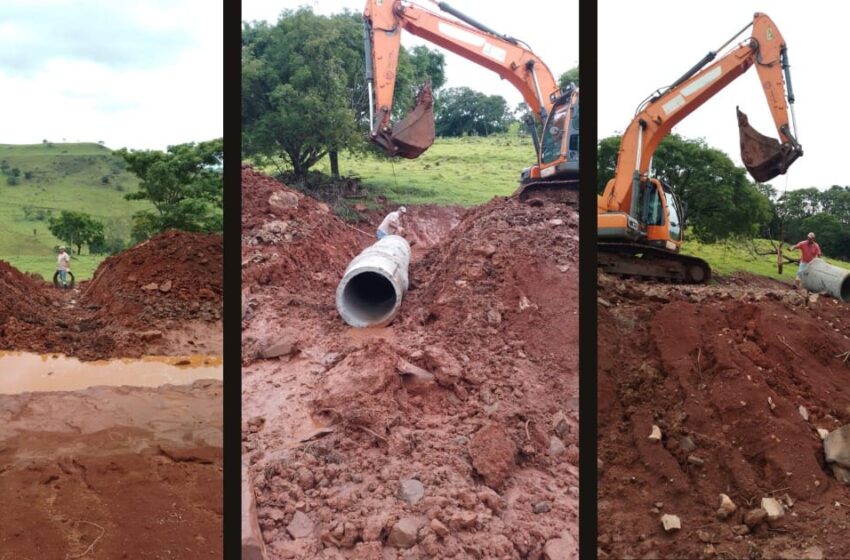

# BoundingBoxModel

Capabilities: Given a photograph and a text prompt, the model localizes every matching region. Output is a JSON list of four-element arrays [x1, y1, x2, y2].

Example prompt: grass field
[[0, 142, 149, 279], [287, 133, 539, 207], [683, 236, 850, 281]]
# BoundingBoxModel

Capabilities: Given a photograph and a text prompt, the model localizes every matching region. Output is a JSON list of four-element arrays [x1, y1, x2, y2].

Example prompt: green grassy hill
[[307, 133, 538, 206], [0, 142, 150, 279], [683, 236, 850, 281]]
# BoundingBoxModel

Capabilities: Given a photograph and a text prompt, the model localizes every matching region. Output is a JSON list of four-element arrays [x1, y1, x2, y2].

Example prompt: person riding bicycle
[[56, 246, 71, 288]]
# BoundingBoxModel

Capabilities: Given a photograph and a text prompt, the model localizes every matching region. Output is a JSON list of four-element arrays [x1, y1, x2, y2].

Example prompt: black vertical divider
[[223, 0, 242, 557], [578, 1, 598, 559]]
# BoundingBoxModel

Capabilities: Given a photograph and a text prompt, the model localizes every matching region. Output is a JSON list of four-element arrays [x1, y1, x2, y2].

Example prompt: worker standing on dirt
[[56, 246, 71, 288], [793, 232, 822, 289], [376, 206, 407, 239]]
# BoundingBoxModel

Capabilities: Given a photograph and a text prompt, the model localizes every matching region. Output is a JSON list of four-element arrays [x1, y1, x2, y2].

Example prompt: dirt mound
[[82, 229, 222, 322], [597, 273, 850, 559], [0, 231, 222, 360], [242, 178, 579, 559], [0, 260, 54, 329], [241, 165, 363, 300]]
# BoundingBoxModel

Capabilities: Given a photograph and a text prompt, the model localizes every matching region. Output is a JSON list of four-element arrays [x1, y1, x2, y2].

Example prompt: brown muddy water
[[0, 351, 222, 394]]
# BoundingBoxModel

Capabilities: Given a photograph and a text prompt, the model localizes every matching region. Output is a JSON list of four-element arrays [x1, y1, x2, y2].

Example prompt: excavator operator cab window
[[643, 183, 665, 227], [541, 105, 567, 164], [568, 100, 579, 159], [665, 191, 683, 241]]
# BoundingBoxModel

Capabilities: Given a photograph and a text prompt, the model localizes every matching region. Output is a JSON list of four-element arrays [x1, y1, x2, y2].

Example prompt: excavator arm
[[601, 12, 802, 216], [363, 0, 560, 158]]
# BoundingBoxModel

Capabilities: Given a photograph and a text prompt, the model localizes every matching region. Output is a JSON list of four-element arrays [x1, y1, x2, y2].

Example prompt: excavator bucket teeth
[[737, 107, 800, 182], [372, 83, 435, 159]]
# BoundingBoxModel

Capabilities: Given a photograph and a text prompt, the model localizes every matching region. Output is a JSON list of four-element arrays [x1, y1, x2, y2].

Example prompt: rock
[[649, 425, 662, 442], [142, 282, 158, 291], [553, 411, 570, 439], [818, 428, 830, 440], [398, 479, 425, 505], [424, 345, 463, 386], [448, 511, 477, 530], [396, 358, 434, 382], [532, 501, 551, 513], [486, 308, 502, 326], [268, 190, 299, 213], [824, 425, 850, 468], [296, 466, 315, 490], [717, 494, 737, 519], [317, 202, 330, 213], [799, 405, 809, 421], [477, 487, 504, 513], [158, 280, 172, 293], [287, 511, 314, 539], [687, 454, 705, 467], [549, 436, 566, 456], [660, 514, 681, 532], [549, 218, 565, 227], [353, 203, 368, 212], [260, 338, 297, 359], [469, 423, 517, 490], [543, 538, 574, 560], [768, 396, 776, 411], [387, 517, 423, 548], [679, 435, 697, 453], [696, 530, 716, 544], [138, 329, 163, 342], [743, 508, 767, 528], [761, 497, 784, 521], [429, 519, 448, 538]]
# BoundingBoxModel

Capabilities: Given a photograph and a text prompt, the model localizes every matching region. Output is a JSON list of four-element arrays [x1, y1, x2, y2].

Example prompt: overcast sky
[[599, 0, 839, 191], [0, 0, 222, 151], [243, 0, 578, 110]]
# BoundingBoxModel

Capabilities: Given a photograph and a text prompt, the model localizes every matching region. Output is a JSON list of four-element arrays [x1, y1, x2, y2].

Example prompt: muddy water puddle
[[0, 351, 222, 394]]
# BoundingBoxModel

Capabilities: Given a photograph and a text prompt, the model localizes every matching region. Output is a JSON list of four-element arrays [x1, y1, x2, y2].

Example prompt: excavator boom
[[363, 0, 561, 159]]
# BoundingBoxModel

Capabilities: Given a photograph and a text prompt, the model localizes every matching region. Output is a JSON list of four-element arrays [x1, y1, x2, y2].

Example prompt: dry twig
[[65, 521, 105, 559]]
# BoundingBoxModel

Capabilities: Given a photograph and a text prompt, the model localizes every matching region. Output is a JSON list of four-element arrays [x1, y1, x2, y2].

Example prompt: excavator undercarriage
[[599, 243, 711, 283]]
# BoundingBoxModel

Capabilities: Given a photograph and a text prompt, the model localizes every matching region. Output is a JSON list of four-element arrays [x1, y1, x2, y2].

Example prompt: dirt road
[[598, 273, 850, 559], [241, 167, 579, 559]]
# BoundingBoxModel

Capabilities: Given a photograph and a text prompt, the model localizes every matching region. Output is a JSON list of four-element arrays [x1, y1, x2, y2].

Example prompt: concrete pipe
[[336, 235, 411, 327], [801, 258, 850, 302]]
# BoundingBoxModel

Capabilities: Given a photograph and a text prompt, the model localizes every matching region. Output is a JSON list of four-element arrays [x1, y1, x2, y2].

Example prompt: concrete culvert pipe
[[801, 258, 850, 302], [336, 235, 411, 327]]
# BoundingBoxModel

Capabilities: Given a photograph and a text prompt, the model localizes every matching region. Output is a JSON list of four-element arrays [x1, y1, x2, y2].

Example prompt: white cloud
[[0, 0, 222, 150]]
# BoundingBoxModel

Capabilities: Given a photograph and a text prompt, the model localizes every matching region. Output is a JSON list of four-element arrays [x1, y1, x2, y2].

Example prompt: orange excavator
[[363, 0, 578, 199], [598, 12, 802, 282]]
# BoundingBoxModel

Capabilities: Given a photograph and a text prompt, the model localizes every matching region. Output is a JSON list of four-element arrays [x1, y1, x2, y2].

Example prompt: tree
[[435, 87, 511, 137], [48, 210, 105, 255], [115, 139, 223, 242], [558, 67, 578, 89], [242, 9, 446, 180], [597, 133, 772, 242]]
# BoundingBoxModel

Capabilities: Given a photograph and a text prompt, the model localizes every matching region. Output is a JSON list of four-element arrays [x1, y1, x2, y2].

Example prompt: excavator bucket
[[372, 83, 435, 159], [737, 107, 801, 182]]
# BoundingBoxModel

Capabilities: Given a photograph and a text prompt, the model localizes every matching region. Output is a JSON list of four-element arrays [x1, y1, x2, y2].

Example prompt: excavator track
[[516, 179, 580, 206], [599, 242, 711, 283]]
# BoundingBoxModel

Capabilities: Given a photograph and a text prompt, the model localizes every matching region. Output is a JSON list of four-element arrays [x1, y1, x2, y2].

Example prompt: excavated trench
[[241, 167, 579, 559]]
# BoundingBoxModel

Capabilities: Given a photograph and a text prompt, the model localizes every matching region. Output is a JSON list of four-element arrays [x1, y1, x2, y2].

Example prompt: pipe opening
[[842, 276, 850, 303], [340, 271, 398, 325]]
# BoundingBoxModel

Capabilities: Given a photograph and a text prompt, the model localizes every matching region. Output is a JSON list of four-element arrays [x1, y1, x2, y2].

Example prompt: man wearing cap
[[792, 232, 822, 289], [56, 246, 71, 288], [376, 206, 407, 239]]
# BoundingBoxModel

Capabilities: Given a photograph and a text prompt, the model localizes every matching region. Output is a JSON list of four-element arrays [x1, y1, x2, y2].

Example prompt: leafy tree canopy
[[48, 210, 105, 255], [115, 139, 223, 242], [435, 87, 511, 137], [558, 67, 578, 89]]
